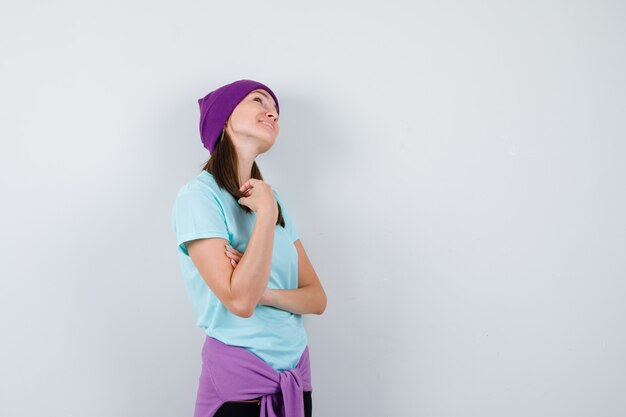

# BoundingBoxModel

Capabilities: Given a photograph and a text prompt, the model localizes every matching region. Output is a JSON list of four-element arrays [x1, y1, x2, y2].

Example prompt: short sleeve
[[171, 189, 229, 256], [274, 189, 299, 243]]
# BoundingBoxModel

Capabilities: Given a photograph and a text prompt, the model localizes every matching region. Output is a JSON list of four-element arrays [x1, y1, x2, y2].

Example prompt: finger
[[230, 259, 237, 267], [225, 251, 236, 264], [225, 248, 241, 259], [225, 251, 241, 261], [228, 247, 242, 256]]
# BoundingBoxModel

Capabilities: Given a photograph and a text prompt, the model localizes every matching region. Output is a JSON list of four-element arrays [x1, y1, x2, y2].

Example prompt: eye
[[252, 95, 278, 120]]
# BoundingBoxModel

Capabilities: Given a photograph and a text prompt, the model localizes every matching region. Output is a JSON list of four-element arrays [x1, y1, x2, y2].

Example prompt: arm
[[187, 207, 275, 318], [259, 239, 327, 315], [229, 208, 277, 317], [261, 286, 326, 315]]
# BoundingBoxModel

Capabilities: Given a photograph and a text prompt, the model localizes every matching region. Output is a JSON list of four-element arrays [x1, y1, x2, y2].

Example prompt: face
[[223, 88, 280, 154]]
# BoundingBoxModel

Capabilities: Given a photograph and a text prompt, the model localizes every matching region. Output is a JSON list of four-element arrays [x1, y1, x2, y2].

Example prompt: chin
[[261, 142, 275, 153], [254, 139, 274, 155], [263, 135, 277, 149]]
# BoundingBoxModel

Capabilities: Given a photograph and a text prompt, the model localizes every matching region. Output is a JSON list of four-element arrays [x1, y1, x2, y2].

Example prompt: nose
[[267, 110, 278, 122]]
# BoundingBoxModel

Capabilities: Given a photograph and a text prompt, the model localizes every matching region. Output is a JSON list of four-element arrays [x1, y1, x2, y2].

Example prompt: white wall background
[[1, 1, 625, 416]]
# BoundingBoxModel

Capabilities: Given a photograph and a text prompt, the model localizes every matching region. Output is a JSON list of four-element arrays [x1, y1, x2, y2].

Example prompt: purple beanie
[[198, 79, 280, 154]]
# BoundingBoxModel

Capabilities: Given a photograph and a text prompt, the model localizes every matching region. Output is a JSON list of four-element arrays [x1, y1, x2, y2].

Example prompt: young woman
[[171, 79, 327, 417]]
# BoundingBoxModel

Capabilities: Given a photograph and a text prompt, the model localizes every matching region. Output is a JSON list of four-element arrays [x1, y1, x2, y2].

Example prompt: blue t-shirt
[[171, 170, 307, 371]]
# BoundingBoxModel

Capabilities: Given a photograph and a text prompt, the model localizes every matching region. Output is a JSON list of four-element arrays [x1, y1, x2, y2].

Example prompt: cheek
[[228, 110, 255, 131]]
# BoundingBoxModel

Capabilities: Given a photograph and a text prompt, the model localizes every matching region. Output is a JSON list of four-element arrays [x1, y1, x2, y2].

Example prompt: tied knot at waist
[[261, 368, 306, 417]]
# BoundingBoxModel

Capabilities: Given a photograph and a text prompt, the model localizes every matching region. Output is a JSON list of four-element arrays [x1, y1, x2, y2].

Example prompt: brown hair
[[198, 128, 286, 228]]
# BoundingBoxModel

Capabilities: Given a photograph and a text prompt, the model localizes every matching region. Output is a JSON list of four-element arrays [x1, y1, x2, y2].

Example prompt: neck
[[237, 152, 256, 186]]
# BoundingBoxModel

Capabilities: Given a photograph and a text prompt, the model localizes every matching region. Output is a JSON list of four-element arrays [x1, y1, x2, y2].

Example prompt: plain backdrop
[[1, 1, 625, 416]]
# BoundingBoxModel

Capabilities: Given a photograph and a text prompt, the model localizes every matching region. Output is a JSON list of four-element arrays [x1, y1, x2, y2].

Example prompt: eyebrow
[[252, 90, 278, 112]]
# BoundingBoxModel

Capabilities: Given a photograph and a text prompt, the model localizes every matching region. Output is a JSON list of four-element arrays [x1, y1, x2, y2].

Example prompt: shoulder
[[175, 171, 221, 201]]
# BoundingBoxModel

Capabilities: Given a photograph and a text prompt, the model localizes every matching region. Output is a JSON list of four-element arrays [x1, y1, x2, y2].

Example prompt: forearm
[[230, 209, 276, 315], [262, 286, 326, 315]]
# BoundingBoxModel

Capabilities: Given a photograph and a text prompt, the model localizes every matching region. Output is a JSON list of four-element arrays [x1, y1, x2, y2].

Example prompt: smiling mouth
[[260, 121, 274, 130]]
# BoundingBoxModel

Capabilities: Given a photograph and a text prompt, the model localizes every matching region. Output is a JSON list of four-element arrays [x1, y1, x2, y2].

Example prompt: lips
[[259, 120, 274, 130]]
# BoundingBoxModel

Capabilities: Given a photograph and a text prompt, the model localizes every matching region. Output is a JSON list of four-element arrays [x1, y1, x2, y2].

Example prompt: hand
[[237, 178, 277, 216], [224, 243, 243, 268]]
